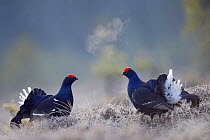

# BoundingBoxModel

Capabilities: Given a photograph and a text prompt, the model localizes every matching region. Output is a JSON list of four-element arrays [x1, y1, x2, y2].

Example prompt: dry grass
[[1, 85, 210, 140]]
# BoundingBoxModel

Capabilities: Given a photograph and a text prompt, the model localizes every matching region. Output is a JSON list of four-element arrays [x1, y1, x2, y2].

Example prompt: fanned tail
[[10, 88, 46, 129], [18, 87, 32, 105], [156, 69, 200, 107], [156, 69, 182, 104], [164, 69, 182, 104]]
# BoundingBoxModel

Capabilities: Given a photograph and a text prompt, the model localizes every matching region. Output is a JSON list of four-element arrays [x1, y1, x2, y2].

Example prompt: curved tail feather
[[181, 90, 200, 107]]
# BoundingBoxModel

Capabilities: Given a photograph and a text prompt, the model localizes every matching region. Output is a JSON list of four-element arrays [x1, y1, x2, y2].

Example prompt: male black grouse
[[10, 74, 78, 128], [122, 67, 200, 110], [122, 68, 173, 119]]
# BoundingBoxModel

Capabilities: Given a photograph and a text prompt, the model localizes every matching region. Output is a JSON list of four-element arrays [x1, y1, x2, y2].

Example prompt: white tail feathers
[[168, 69, 173, 76], [164, 69, 182, 104], [18, 87, 32, 106]]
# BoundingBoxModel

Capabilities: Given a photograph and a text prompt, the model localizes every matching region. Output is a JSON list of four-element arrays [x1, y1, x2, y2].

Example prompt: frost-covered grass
[[1, 85, 210, 140]]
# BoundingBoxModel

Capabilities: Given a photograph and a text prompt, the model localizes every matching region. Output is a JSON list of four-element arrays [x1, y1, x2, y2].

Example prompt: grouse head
[[63, 74, 78, 85], [122, 67, 136, 79]]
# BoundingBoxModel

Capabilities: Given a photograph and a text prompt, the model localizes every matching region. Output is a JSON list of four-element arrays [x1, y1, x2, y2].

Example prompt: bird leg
[[149, 114, 156, 127], [157, 112, 162, 124]]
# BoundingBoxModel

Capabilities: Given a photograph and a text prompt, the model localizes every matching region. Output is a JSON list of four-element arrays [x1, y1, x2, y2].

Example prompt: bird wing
[[32, 96, 72, 118], [32, 96, 55, 115], [132, 86, 173, 110]]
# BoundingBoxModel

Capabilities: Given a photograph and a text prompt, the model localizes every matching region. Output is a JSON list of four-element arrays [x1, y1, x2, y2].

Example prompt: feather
[[164, 69, 182, 104], [18, 87, 31, 106]]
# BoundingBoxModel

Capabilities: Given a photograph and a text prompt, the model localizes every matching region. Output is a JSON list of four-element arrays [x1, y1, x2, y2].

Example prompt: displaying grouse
[[122, 67, 200, 108], [122, 68, 173, 119], [10, 74, 78, 128]]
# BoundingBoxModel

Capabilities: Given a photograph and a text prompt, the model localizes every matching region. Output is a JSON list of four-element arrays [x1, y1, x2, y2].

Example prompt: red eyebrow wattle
[[124, 67, 132, 72], [67, 74, 75, 78]]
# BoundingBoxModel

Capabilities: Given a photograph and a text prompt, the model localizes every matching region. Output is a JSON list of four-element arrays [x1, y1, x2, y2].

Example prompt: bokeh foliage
[[184, 0, 210, 75], [91, 46, 127, 77], [2, 37, 46, 90], [3, 38, 37, 88], [91, 46, 127, 94]]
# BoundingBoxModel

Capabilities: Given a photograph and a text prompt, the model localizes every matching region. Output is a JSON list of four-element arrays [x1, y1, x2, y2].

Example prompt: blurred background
[[0, 0, 210, 122]]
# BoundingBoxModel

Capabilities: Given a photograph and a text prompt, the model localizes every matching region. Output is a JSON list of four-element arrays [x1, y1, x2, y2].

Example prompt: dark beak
[[122, 72, 125, 75], [75, 77, 78, 80]]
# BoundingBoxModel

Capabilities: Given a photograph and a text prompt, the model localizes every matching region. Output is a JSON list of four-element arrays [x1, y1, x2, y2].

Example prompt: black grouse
[[10, 74, 78, 128], [122, 67, 200, 112], [122, 67, 173, 119]]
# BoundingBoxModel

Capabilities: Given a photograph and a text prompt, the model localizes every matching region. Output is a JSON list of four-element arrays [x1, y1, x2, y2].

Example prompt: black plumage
[[132, 85, 173, 119], [10, 75, 77, 128], [122, 68, 173, 119]]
